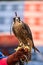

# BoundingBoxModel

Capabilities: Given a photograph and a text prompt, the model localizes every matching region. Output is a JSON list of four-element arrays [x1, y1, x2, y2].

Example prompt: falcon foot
[[15, 46, 31, 62]]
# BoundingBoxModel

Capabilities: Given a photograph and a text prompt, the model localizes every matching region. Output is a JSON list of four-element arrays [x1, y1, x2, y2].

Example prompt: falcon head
[[13, 12, 21, 23]]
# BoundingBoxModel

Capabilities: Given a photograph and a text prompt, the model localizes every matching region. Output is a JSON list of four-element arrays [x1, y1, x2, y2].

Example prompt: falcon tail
[[33, 46, 40, 53]]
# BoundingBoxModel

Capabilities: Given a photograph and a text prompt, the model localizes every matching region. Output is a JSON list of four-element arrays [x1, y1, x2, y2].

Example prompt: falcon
[[12, 12, 40, 53]]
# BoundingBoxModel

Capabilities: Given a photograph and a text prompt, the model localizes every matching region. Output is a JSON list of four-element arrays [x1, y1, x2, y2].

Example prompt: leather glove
[[7, 48, 29, 65]]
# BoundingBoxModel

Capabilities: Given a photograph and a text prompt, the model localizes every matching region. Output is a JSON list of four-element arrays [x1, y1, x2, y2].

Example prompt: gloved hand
[[7, 48, 29, 65]]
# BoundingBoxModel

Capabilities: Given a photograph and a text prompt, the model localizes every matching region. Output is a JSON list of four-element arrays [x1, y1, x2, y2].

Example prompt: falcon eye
[[13, 18, 15, 22]]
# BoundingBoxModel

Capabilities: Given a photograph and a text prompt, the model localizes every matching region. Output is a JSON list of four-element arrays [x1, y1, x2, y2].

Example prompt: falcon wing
[[22, 22, 33, 42], [22, 22, 40, 53]]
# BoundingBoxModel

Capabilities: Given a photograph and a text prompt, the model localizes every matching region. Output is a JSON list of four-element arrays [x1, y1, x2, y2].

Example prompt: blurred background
[[0, 1, 43, 65]]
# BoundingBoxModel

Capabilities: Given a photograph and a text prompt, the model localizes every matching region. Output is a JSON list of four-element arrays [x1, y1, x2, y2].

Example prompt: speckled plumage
[[12, 20, 40, 53]]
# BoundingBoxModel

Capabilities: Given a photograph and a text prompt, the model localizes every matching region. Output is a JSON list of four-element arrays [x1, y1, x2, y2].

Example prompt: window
[[0, 17, 5, 24], [0, 5, 6, 11], [12, 4, 18, 11]]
